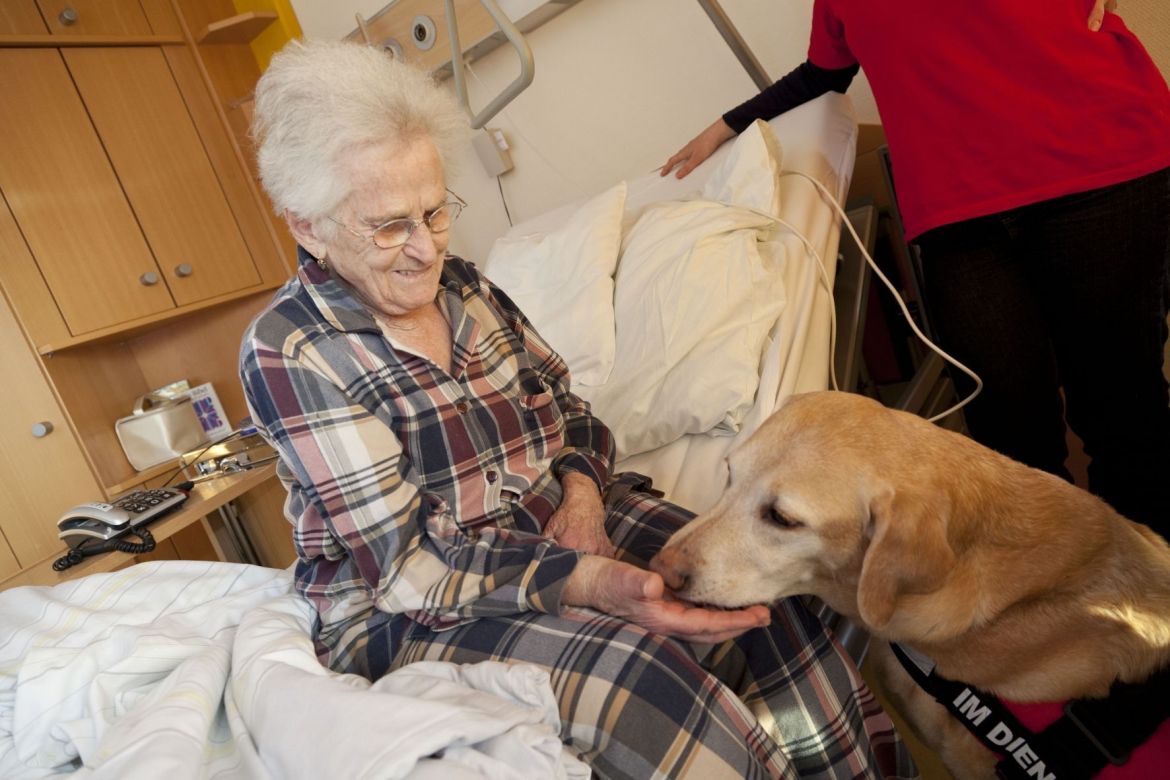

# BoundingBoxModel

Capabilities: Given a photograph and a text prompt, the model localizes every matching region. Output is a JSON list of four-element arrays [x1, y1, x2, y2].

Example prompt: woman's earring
[[315, 253, 327, 271]]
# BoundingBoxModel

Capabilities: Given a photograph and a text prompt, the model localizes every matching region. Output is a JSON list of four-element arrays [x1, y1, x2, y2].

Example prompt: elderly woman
[[241, 40, 912, 778]]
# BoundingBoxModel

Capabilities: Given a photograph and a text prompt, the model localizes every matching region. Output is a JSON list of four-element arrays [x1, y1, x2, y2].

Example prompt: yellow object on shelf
[[231, 0, 303, 71]]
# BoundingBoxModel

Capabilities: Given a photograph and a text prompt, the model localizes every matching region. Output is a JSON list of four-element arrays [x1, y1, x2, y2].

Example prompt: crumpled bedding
[[0, 560, 589, 779]]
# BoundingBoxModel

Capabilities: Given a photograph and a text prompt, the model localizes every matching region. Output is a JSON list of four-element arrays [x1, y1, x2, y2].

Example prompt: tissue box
[[115, 396, 209, 471], [184, 382, 232, 441]]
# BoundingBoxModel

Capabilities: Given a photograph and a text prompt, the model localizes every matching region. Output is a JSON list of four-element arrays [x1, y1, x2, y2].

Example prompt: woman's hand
[[562, 555, 771, 644], [660, 119, 736, 179], [1088, 0, 1117, 31], [544, 472, 617, 557]]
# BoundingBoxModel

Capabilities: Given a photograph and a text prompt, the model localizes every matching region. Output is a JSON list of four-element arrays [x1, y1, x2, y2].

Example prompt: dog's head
[[651, 391, 1001, 640]]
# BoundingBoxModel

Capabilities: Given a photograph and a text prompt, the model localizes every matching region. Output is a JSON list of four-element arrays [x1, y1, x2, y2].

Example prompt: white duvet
[[0, 561, 588, 779]]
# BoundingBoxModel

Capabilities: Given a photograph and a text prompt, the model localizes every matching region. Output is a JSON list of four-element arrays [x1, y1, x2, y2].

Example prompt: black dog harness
[[890, 643, 1170, 779]]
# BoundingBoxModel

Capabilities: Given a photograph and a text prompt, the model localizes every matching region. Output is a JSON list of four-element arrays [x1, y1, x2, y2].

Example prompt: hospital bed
[[484, 91, 860, 512], [0, 95, 861, 780]]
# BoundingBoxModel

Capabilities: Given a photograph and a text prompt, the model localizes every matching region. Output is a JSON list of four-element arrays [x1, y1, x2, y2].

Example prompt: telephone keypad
[[112, 487, 188, 527]]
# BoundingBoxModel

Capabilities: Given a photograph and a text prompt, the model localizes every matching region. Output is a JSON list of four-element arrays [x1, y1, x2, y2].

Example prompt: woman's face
[[321, 135, 451, 318]]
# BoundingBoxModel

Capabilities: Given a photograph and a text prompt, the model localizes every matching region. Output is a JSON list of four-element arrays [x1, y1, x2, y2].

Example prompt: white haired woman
[[240, 40, 914, 778]]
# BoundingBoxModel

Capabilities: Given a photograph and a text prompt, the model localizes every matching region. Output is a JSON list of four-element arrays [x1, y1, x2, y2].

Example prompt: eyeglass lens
[[373, 202, 463, 248]]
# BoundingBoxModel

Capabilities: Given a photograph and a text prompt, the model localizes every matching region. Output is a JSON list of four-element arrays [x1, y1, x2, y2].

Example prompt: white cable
[[772, 169, 983, 423], [737, 206, 841, 393]]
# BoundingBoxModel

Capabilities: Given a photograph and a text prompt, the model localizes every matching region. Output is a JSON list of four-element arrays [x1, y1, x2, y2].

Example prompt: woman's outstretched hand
[[562, 555, 770, 644], [1088, 0, 1117, 31], [660, 118, 736, 179]]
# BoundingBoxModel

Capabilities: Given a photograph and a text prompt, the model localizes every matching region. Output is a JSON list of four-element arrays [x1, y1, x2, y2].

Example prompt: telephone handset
[[57, 502, 133, 548], [54, 488, 189, 571]]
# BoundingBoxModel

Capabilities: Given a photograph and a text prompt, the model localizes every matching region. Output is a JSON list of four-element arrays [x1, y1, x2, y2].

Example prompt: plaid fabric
[[396, 484, 917, 779], [241, 251, 916, 778], [241, 251, 604, 673]]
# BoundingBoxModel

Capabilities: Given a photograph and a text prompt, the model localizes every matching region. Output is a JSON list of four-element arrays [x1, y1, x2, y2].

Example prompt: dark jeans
[[914, 167, 1170, 537]]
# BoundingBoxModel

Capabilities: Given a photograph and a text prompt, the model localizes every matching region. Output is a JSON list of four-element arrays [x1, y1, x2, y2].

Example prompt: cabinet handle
[[174, 263, 194, 278], [139, 271, 159, 286], [31, 421, 54, 438], [58, 7, 78, 25]]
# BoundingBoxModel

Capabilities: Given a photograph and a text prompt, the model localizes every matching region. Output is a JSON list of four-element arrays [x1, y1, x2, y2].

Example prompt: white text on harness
[[954, 689, 1056, 780]]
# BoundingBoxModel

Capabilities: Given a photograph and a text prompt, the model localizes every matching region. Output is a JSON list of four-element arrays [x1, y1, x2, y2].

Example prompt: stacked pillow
[[484, 120, 787, 458], [483, 182, 626, 387]]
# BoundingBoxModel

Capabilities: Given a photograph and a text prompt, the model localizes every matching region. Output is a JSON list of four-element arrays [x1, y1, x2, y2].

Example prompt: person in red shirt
[[665, 0, 1170, 538]]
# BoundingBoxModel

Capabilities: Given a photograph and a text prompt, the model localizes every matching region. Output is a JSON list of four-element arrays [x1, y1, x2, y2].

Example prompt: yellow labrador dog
[[651, 391, 1170, 779]]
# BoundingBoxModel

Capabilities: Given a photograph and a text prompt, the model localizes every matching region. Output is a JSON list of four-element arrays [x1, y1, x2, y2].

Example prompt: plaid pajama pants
[[391, 477, 917, 779]]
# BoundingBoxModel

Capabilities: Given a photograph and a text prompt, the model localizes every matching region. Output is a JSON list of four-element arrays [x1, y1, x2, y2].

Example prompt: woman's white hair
[[252, 39, 469, 220]]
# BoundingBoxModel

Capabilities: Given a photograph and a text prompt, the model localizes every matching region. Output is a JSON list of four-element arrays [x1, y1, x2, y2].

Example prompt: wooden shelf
[[35, 281, 281, 356], [106, 459, 184, 497], [0, 463, 278, 590], [196, 11, 277, 45]]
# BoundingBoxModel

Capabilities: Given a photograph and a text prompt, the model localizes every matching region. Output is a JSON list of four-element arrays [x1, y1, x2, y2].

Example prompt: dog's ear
[[857, 489, 956, 631]]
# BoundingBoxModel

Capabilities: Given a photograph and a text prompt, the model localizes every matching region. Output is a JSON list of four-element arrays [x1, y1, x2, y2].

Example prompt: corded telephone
[[57, 502, 134, 549], [54, 487, 189, 571]]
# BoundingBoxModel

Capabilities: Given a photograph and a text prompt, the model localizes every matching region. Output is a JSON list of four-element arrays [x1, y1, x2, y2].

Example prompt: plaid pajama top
[[240, 251, 604, 675], [241, 251, 919, 778]]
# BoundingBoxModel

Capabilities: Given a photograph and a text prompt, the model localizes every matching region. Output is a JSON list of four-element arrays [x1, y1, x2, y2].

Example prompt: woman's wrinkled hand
[[1088, 0, 1118, 31], [544, 473, 617, 557], [660, 118, 736, 179], [562, 556, 771, 644]]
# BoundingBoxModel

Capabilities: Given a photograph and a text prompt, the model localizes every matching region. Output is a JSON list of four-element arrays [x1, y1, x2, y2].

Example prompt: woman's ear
[[285, 211, 328, 261]]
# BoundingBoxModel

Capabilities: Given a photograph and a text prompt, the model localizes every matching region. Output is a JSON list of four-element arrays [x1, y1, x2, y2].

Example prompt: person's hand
[[1088, 0, 1118, 31], [562, 555, 771, 644], [660, 119, 736, 179], [543, 472, 617, 557]]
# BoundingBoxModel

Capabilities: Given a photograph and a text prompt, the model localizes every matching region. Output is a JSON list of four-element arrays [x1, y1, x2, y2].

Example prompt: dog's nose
[[649, 548, 688, 591]]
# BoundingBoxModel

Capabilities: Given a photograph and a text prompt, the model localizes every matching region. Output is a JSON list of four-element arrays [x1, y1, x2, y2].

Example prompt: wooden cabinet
[[67, 47, 261, 305], [0, 0, 48, 34], [33, 0, 152, 36], [0, 290, 103, 581], [0, 0, 297, 583], [0, 48, 176, 334], [0, 47, 260, 336]]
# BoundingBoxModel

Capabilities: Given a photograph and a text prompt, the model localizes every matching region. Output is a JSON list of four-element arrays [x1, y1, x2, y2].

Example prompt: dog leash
[[889, 642, 1170, 779]]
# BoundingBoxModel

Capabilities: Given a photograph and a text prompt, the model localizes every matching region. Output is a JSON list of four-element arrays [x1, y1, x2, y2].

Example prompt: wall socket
[[473, 127, 514, 177]]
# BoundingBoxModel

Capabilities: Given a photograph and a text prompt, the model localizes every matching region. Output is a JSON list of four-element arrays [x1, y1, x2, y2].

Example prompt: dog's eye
[[765, 507, 802, 529]]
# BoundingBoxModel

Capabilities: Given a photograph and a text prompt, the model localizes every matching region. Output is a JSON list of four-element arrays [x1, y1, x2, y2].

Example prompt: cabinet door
[[0, 291, 104, 571], [0, 48, 175, 336], [0, 0, 48, 33], [64, 47, 262, 307], [33, 0, 151, 35]]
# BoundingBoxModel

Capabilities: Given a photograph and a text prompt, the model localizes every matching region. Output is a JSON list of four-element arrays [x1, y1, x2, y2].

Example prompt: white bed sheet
[[494, 93, 859, 512], [0, 561, 588, 780]]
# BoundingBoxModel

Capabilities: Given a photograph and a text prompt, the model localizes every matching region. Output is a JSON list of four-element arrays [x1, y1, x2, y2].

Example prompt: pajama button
[[456, 400, 470, 414], [486, 470, 498, 483]]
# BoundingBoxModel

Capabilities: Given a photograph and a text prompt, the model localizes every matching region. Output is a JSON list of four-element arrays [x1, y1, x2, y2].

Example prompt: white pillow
[[482, 182, 627, 387], [575, 121, 787, 457], [703, 119, 783, 215]]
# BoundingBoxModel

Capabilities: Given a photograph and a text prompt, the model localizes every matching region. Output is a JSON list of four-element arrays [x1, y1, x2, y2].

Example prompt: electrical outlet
[[473, 127, 514, 176]]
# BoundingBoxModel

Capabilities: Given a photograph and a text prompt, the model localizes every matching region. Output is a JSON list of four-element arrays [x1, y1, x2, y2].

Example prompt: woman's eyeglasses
[[330, 192, 466, 249]]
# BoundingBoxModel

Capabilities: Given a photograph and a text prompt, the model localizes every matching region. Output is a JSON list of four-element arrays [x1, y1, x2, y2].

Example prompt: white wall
[[286, 0, 879, 262]]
